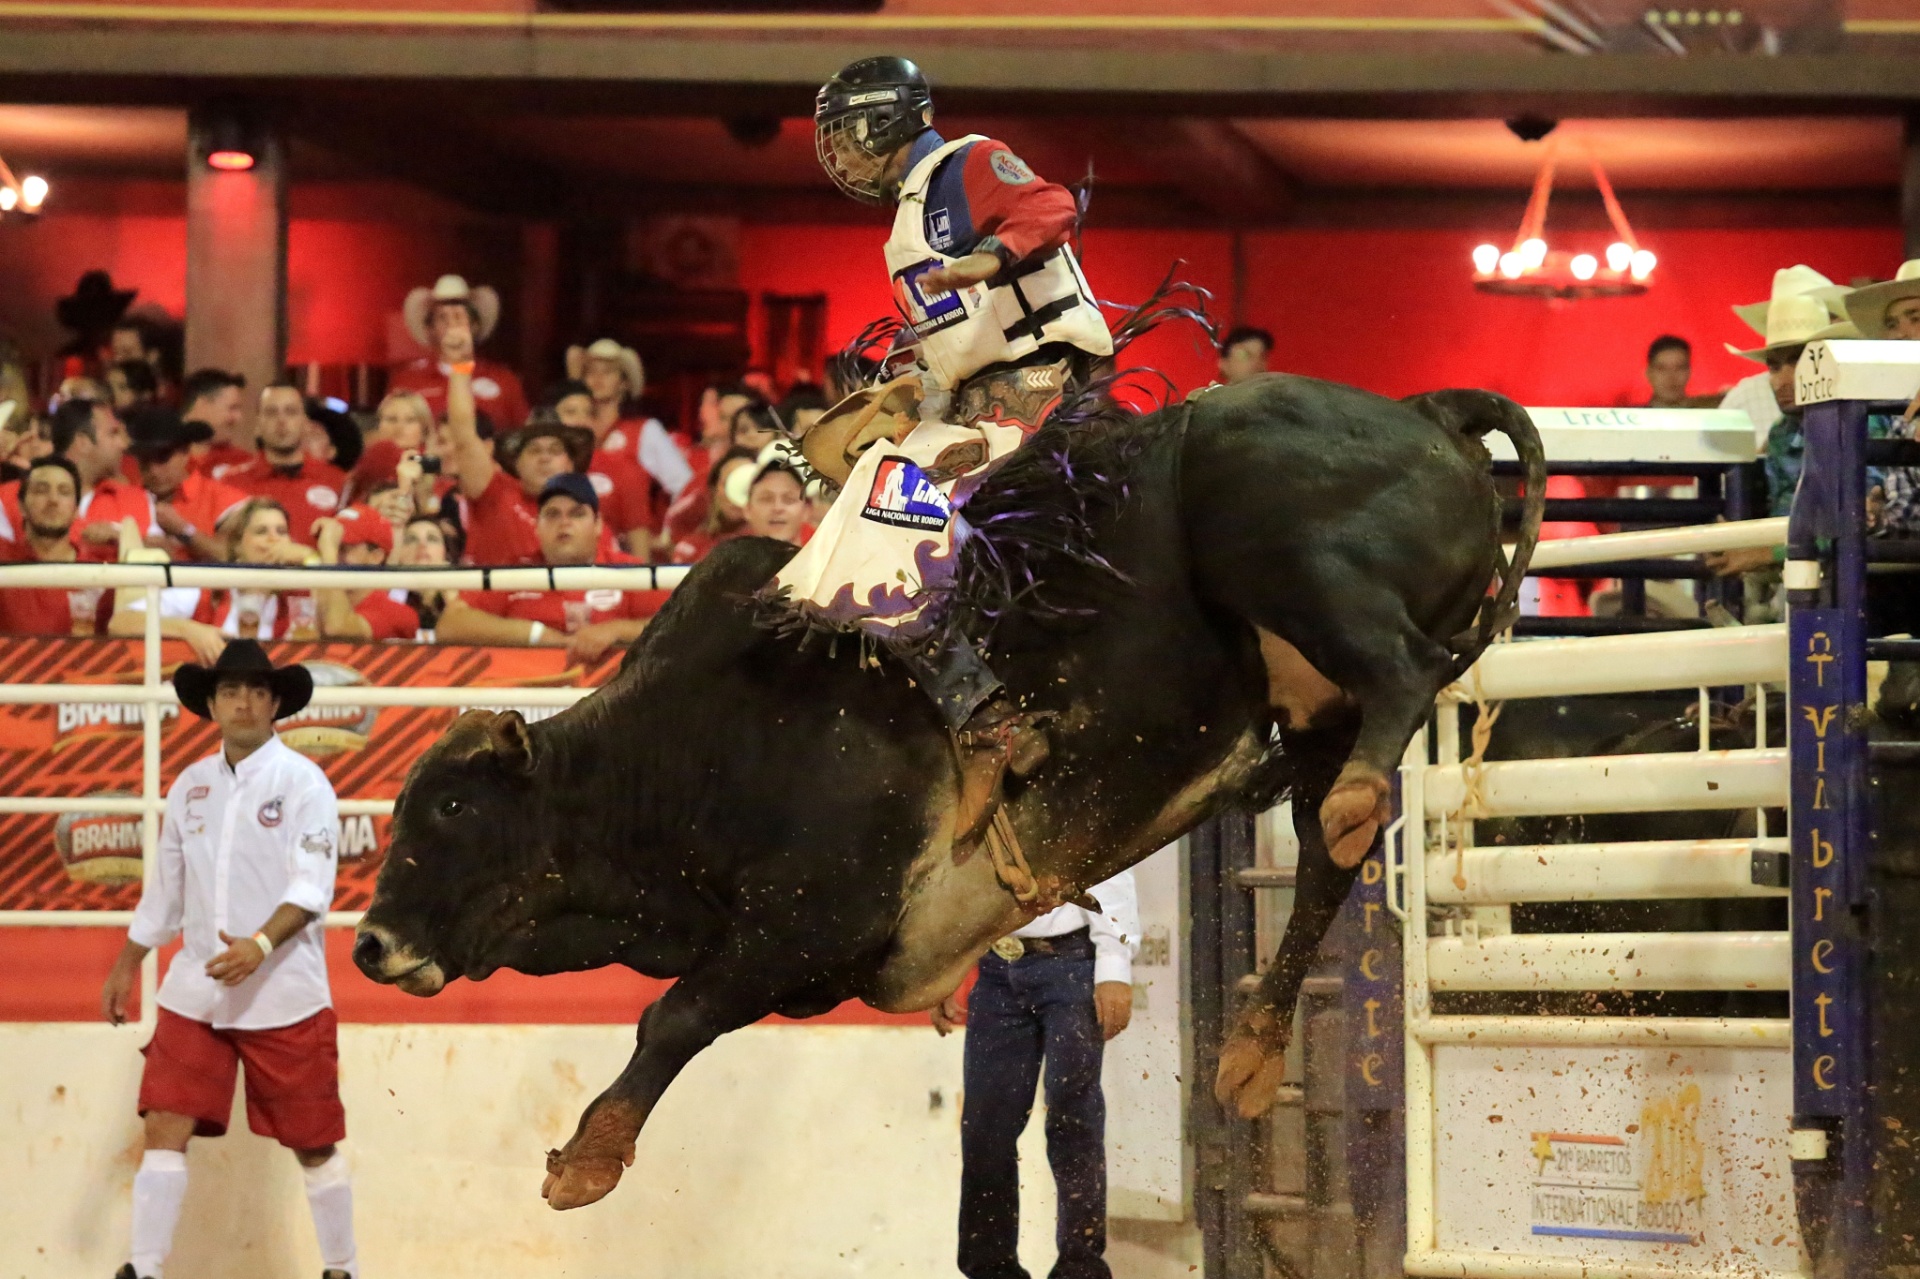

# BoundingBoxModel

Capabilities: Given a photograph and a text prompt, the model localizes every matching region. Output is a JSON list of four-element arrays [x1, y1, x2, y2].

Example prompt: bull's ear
[[487, 710, 537, 775]]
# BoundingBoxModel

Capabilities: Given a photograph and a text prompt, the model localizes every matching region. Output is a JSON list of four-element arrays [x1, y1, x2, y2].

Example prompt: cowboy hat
[[174, 639, 314, 720], [1732, 265, 1845, 337], [403, 274, 500, 347], [496, 411, 595, 477], [566, 339, 645, 396], [1841, 259, 1920, 338], [1726, 293, 1860, 362], [56, 270, 137, 334], [304, 396, 365, 472], [125, 405, 214, 461]]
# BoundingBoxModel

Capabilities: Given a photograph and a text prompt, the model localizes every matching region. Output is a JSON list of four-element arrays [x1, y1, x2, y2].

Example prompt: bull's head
[[354, 709, 557, 995]]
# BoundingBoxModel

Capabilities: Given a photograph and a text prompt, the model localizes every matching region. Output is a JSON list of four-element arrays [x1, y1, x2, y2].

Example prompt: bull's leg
[[542, 948, 794, 1211], [1214, 725, 1364, 1119]]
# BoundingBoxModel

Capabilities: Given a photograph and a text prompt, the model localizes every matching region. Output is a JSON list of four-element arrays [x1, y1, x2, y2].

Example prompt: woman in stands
[[109, 497, 319, 652], [391, 514, 457, 631], [670, 446, 758, 564]]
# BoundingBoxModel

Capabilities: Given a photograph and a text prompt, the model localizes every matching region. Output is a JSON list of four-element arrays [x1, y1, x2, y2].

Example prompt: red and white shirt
[[389, 357, 530, 435], [224, 457, 348, 545], [459, 550, 669, 629], [461, 469, 620, 567], [0, 539, 110, 635]]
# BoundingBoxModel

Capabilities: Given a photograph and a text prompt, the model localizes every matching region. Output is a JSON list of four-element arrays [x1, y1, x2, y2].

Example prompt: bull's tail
[[1402, 389, 1547, 676]]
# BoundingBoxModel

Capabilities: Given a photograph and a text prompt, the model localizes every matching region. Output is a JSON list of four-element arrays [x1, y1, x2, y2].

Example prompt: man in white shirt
[[933, 870, 1140, 1279], [99, 641, 358, 1279]]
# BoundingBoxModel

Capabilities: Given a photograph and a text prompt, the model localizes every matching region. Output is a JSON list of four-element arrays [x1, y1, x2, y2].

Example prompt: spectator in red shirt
[[225, 385, 347, 545], [0, 456, 111, 637], [126, 407, 249, 562], [109, 497, 316, 653], [544, 378, 658, 557], [179, 368, 254, 480], [300, 398, 364, 476], [442, 369, 607, 566], [312, 506, 419, 642], [107, 359, 161, 415], [48, 398, 144, 560], [391, 513, 456, 632], [437, 473, 656, 665], [388, 275, 529, 432], [345, 390, 434, 500], [665, 383, 763, 546], [671, 446, 758, 564], [568, 339, 693, 540], [740, 451, 810, 546]]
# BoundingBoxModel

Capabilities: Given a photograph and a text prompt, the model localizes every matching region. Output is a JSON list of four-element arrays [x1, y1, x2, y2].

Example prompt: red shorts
[[139, 1006, 346, 1149]]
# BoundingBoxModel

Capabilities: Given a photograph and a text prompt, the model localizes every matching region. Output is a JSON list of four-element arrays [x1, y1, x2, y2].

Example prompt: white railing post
[[139, 584, 161, 1032]]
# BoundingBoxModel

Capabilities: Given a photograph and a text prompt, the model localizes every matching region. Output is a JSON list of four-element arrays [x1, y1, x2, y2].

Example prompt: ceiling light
[[19, 175, 46, 209], [1473, 137, 1655, 300]]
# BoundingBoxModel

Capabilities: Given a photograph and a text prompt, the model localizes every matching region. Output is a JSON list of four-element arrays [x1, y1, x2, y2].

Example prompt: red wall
[[742, 222, 1904, 405]]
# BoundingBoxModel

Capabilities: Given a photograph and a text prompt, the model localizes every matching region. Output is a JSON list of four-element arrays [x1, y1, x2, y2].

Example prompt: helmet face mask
[[814, 56, 932, 204]]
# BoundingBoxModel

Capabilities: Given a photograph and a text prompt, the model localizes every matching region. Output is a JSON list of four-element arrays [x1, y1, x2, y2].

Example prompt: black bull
[[353, 373, 1547, 1210]]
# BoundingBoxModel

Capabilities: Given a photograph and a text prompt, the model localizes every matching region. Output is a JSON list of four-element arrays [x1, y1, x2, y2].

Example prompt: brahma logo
[[862, 458, 951, 530], [306, 486, 339, 512], [277, 662, 377, 758], [54, 791, 143, 885]]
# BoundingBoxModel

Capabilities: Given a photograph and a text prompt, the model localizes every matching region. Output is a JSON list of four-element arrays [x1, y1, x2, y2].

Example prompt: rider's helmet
[[814, 56, 933, 205]]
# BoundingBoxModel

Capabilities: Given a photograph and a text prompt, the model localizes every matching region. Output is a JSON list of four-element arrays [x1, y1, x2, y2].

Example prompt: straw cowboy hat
[[1727, 286, 1859, 362], [1732, 265, 1845, 337], [403, 274, 500, 347], [174, 640, 314, 720], [1840, 260, 1920, 338], [566, 339, 645, 394]]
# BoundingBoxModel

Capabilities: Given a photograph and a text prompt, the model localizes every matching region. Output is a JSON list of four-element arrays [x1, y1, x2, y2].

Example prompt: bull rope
[[1446, 626, 1513, 892]]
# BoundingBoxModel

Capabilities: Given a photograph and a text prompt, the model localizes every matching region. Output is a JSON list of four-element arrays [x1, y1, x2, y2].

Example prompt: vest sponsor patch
[[988, 150, 1035, 185], [862, 458, 951, 530], [928, 207, 954, 252]]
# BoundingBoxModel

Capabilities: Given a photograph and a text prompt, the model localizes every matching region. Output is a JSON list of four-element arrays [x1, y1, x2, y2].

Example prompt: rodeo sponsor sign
[[1431, 1041, 1804, 1270], [0, 637, 617, 913]]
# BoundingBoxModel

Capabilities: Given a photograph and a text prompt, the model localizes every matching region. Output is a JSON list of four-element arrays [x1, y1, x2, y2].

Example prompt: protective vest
[[884, 134, 1113, 393]]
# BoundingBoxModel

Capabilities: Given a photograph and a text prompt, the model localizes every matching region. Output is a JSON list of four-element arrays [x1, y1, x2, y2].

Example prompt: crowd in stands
[[0, 272, 841, 653], [0, 261, 1916, 650]]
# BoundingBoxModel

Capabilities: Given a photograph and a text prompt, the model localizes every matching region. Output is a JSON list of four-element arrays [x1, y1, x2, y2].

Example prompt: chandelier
[[1471, 138, 1654, 299], [0, 152, 47, 218]]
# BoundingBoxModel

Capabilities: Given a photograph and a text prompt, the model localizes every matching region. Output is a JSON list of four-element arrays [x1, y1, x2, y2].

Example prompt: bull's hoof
[[1320, 767, 1391, 869], [542, 1150, 626, 1210], [1213, 1009, 1292, 1120], [541, 1100, 642, 1211]]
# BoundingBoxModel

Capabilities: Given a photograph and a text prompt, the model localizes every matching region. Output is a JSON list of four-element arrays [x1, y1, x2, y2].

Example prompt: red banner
[[0, 636, 621, 913]]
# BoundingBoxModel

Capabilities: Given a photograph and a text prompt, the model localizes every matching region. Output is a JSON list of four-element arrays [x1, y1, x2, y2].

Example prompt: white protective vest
[[884, 134, 1113, 393]]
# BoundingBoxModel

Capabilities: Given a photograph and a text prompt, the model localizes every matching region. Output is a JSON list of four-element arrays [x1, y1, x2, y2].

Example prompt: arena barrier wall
[[0, 561, 1200, 1278], [1385, 344, 1920, 1279]]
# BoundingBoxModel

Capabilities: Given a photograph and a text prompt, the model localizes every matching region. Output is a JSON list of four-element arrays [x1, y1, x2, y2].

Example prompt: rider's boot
[[903, 634, 1051, 846]]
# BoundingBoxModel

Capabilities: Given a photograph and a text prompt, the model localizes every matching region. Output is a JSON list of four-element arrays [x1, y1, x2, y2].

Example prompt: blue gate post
[[1786, 391, 1874, 1275], [1341, 775, 1406, 1279]]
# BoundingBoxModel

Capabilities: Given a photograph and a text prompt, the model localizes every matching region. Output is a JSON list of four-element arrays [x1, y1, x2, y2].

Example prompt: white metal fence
[[0, 561, 686, 1028]]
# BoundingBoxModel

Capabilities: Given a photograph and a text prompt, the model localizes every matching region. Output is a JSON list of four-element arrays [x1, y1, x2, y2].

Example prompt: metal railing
[[0, 561, 680, 1028]]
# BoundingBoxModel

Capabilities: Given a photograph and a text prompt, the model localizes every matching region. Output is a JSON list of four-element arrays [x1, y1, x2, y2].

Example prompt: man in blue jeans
[[933, 870, 1140, 1279]]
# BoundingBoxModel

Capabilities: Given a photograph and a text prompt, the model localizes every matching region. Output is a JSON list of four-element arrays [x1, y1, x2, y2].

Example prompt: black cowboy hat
[[173, 640, 314, 720], [56, 270, 138, 334], [305, 397, 365, 472], [496, 411, 594, 476], [126, 405, 214, 462]]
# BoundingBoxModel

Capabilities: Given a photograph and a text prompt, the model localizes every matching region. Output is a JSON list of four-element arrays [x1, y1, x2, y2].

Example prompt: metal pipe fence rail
[[0, 563, 649, 1029]]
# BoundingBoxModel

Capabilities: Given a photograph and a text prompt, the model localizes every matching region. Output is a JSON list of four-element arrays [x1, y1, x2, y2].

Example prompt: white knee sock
[[130, 1149, 189, 1279], [302, 1150, 358, 1278]]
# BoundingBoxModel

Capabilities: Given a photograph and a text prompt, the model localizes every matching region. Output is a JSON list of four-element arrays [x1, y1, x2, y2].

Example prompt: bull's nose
[[352, 928, 388, 975]]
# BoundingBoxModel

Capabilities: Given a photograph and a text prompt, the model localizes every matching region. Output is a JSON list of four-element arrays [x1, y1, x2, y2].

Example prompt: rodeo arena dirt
[[7, 13, 1920, 1279]]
